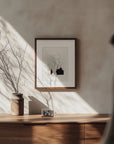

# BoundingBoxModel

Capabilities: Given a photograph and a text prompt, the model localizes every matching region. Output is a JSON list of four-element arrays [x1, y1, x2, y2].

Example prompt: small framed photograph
[[41, 108, 54, 117], [35, 38, 77, 90]]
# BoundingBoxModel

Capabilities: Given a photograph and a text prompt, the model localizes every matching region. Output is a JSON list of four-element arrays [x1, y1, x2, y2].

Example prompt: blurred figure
[[101, 34, 114, 144]]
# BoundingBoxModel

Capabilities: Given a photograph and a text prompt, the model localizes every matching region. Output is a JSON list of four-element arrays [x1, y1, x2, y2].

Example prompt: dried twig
[[0, 31, 26, 94]]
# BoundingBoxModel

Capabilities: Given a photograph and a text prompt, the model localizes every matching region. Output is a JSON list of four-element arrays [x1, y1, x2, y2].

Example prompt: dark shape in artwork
[[56, 67, 64, 75], [50, 69, 53, 75]]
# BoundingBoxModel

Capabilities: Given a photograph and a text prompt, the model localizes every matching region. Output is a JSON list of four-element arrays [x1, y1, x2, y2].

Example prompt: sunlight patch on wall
[[0, 16, 97, 114], [51, 92, 97, 114]]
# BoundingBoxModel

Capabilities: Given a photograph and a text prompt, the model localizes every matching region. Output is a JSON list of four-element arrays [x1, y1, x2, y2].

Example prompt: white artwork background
[[42, 47, 68, 87], [36, 40, 75, 87]]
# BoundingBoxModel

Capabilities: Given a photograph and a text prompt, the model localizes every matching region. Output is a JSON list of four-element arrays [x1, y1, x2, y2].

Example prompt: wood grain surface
[[0, 114, 110, 124], [85, 123, 106, 139], [0, 114, 109, 144]]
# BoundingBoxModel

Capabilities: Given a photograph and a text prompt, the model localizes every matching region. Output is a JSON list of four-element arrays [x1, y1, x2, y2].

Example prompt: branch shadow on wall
[[0, 16, 98, 114]]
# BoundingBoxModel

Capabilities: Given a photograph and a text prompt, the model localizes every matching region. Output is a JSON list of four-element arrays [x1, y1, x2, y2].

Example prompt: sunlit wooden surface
[[0, 114, 110, 124]]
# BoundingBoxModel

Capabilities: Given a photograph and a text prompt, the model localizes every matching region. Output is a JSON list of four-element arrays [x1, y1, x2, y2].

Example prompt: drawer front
[[30, 124, 84, 139], [0, 124, 32, 137], [85, 123, 106, 139], [0, 123, 84, 144]]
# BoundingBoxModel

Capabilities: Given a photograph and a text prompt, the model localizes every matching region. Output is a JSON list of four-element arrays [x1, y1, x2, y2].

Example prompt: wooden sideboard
[[0, 114, 110, 144]]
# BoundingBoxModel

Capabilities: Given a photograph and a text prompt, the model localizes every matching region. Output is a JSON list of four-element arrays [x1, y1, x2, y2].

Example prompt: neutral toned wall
[[0, 0, 114, 114]]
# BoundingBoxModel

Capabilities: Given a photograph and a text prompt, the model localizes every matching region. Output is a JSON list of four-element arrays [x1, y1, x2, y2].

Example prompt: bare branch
[[0, 30, 26, 94], [0, 53, 17, 93], [16, 44, 27, 93], [5, 35, 21, 68]]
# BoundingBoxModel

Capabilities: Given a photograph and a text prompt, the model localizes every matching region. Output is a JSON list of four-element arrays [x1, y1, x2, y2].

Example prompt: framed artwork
[[35, 38, 77, 90]]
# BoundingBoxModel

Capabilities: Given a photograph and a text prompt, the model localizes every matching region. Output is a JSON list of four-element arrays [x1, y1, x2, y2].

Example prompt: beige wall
[[0, 0, 114, 114]]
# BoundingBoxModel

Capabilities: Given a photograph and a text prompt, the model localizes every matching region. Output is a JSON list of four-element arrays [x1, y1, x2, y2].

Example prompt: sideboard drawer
[[0, 123, 84, 144], [85, 123, 106, 139], [27, 123, 84, 144], [0, 124, 31, 137], [30, 124, 85, 139]]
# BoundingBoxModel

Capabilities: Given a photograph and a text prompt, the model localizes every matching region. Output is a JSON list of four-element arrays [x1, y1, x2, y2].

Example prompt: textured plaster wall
[[0, 0, 114, 114]]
